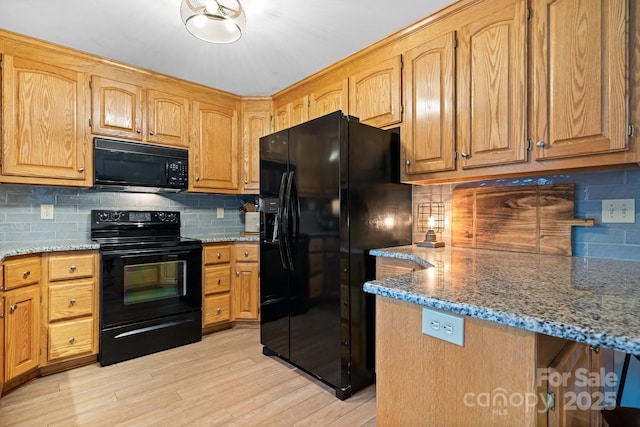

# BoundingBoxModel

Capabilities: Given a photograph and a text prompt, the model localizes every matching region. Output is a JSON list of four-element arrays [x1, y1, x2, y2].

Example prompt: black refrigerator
[[259, 111, 412, 400]]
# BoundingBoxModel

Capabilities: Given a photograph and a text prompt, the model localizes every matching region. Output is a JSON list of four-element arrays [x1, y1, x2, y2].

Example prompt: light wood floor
[[0, 328, 376, 427]]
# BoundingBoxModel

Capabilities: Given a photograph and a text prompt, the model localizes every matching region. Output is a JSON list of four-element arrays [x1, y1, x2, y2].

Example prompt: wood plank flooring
[[0, 328, 376, 427]]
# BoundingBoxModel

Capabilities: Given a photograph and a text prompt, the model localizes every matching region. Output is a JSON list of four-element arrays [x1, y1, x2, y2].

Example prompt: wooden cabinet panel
[[204, 265, 231, 295], [241, 99, 272, 193], [48, 281, 94, 321], [0, 295, 4, 395], [146, 89, 190, 148], [48, 253, 95, 281], [91, 76, 144, 141], [232, 262, 259, 321], [233, 244, 259, 262], [203, 294, 231, 324], [3, 255, 40, 291], [48, 318, 94, 362], [191, 101, 239, 192], [402, 31, 456, 177], [457, 0, 527, 168], [5, 285, 40, 381], [531, 0, 628, 160], [203, 245, 231, 264], [309, 79, 348, 120], [1, 55, 90, 186], [274, 96, 309, 132], [349, 55, 402, 127]]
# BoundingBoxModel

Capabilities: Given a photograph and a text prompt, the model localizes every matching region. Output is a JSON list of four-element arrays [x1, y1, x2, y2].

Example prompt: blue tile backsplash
[[0, 184, 255, 242]]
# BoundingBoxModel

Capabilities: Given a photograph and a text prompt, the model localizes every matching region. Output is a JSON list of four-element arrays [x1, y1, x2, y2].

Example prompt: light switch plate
[[40, 204, 54, 220], [602, 199, 635, 223], [422, 307, 464, 346]]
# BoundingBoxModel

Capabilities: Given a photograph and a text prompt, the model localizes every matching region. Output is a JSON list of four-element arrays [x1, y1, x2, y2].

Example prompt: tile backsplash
[[0, 185, 255, 242], [413, 168, 640, 261]]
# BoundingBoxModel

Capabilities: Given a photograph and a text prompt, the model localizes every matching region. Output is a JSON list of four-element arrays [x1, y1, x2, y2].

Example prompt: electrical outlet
[[41, 204, 54, 220], [216, 207, 225, 219], [422, 307, 464, 346], [602, 199, 635, 223]]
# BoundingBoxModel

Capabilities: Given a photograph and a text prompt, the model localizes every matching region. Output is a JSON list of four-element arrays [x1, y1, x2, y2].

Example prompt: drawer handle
[[216, 308, 221, 314], [217, 252, 222, 259], [69, 338, 75, 344], [9, 304, 17, 312], [70, 265, 77, 271], [23, 270, 31, 278], [70, 298, 77, 306], [244, 251, 249, 257]]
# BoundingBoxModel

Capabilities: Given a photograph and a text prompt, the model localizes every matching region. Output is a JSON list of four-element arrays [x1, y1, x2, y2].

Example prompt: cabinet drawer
[[204, 246, 231, 265], [49, 281, 95, 321], [48, 318, 95, 361], [4, 255, 40, 290], [49, 253, 95, 281], [203, 293, 231, 325], [205, 265, 231, 295], [234, 244, 259, 262]]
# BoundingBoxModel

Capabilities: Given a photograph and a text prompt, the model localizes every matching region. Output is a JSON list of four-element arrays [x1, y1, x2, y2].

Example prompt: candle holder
[[416, 201, 445, 248]]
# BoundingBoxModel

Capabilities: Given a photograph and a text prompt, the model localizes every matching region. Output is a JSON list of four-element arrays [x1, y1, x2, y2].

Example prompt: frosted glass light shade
[[180, 0, 246, 44]]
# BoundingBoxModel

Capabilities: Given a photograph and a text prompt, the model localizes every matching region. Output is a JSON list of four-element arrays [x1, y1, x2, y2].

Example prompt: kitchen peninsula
[[364, 245, 640, 426]]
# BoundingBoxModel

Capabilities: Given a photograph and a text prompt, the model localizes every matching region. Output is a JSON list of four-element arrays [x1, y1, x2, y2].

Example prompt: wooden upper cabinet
[[457, 0, 527, 168], [1, 55, 90, 186], [402, 31, 456, 177], [348, 54, 402, 128], [274, 105, 290, 132], [530, 0, 628, 160], [274, 96, 309, 131], [191, 100, 239, 192], [90, 76, 144, 141], [241, 99, 272, 193], [91, 76, 190, 148], [309, 79, 348, 120], [146, 89, 190, 148]]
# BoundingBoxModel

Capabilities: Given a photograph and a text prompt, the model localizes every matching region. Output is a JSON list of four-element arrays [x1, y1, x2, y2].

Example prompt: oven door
[[100, 244, 202, 328]]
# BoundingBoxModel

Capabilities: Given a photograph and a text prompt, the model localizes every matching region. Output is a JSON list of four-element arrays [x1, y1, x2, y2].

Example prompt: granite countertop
[[0, 234, 259, 262], [364, 245, 640, 355]]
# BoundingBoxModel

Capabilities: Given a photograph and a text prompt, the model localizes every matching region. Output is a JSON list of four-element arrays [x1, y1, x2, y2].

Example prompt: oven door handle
[[104, 249, 199, 257]]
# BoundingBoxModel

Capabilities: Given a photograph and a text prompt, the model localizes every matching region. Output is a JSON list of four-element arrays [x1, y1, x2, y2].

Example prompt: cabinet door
[[0, 295, 4, 395], [289, 97, 309, 127], [348, 55, 402, 127], [5, 286, 40, 381], [531, 0, 627, 160], [402, 32, 456, 177], [457, 0, 527, 168], [147, 89, 190, 147], [274, 104, 289, 132], [90, 76, 144, 141], [1, 56, 89, 185], [191, 101, 239, 192], [232, 262, 259, 320], [241, 100, 272, 193], [309, 79, 348, 120]]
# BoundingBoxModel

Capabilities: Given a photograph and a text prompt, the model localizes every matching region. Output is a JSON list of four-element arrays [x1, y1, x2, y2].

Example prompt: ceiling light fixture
[[180, 0, 246, 44]]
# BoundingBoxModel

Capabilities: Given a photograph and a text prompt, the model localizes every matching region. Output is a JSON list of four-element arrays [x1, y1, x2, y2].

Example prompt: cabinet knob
[[589, 345, 600, 354], [405, 160, 411, 166], [217, 278, 221, 285], [216, 308, 221, 314], [69, 337, 75, 344], [196, 176, 200, 181], [136, 128, 142, 134], [9, 304, 17, 312], [70, 298, 77, 306], [70, 265, 77, 271], [149, 130, 155, 136], [23, 270, 31, 278], [536, 140, 546, 148], [236, 272, 240, 277], [216, 252, 222, 258], [0, 312, 4, 319], [244, 180, 248, 185], [78, 167, 85, 173], [461, 152, 470, 158], [244, 251, 249, 257]]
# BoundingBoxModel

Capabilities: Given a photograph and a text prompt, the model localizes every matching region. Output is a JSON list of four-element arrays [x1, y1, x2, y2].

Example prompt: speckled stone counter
[[0, 240, 100, 262], [364, 245, 640, 355], [196, 234, 259, 244]]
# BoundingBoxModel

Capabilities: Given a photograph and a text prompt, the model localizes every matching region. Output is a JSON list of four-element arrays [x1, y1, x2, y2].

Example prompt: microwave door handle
[[277, 172, 289, 270]]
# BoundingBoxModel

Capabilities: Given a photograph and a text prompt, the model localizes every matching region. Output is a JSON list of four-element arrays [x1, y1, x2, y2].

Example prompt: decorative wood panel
[[531, 0, 628, 160]]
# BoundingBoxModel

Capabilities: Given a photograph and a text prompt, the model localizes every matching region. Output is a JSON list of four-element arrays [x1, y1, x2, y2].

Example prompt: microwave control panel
[[167, 161, 188, 187]]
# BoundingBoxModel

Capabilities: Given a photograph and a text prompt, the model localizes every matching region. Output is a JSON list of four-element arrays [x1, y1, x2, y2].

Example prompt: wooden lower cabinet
[[232, 243, 259, 322], [0, 294, 3, 396], [5, 285, 40, 382], [375, 297, 613, 426], [202, 244, 232, 328]]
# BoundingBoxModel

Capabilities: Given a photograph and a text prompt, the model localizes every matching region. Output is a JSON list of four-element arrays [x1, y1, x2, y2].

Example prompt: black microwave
[[94, 138, 189, 193]]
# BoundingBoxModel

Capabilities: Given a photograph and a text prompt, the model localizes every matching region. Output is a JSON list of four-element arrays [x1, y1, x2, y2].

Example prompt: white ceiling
[[0, 0, 453, 96]]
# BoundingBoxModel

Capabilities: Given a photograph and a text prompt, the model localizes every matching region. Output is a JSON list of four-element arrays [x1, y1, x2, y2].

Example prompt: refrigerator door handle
[[283, 171, 296, 270], [277, 172, 289, 269], [289, 171, 300, 268]]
